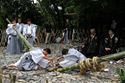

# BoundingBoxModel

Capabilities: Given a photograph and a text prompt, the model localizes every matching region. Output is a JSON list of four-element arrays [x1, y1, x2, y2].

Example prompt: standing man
[[64, 19, 74, 44], [23, 19, 37, 46], [6, 19, 20, 54], [81, 28, 100, 58], [44, 21, 53, 44], [17, 18, 24, 51]]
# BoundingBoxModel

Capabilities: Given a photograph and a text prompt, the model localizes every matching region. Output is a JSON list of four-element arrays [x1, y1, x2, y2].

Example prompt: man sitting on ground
[[56, 48, 86, 68]]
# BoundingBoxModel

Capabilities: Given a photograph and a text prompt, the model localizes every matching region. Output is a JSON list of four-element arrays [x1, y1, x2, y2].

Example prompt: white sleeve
[[14, 59, 22, 66], [6, 24, 17, 35], [14, 52, 30, 66], [6, 24, 13, 35], [32, 25, 37, 38], [23, 26, 26, 36]]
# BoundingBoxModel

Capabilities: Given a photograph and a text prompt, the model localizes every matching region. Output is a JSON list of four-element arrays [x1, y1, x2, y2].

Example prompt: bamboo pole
[[6, 18, 34, 50], [57, 51, 125, 72]]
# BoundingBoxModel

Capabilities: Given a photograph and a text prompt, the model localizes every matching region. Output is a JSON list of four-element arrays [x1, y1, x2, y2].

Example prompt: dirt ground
[[0, 43, 124, 83]]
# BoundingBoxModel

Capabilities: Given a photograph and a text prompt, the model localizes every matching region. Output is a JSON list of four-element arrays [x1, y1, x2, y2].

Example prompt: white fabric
[[29, 48, 44, 64], [14, 53, 26, 66], [6, 24, 17, 35], [68, 48, 86, 60], [60, 48, 86, 68], [14, 48, 50, 68], [27, 25, 32, 34], [23, 24, 37, 41], [17, 23, 23, 33], [37, 58, 50, 68], [56, 37, 61, 43], [6, 24, 17, 44], [59, 58, 77, 67], [73, 29, 75, 34], [29, 48, 50, 68]]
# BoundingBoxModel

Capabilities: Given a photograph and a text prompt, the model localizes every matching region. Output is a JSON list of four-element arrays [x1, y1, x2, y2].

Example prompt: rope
[[78, 59, 86, 75], [78, 57, 105, 75]]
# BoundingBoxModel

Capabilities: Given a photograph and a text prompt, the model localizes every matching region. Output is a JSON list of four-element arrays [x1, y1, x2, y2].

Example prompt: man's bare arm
[[43, 56, 54, 61], [57, 56, 64, 61]]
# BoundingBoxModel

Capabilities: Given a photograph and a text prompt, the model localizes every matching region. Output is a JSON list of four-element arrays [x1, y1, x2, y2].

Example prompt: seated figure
[[56, 48, 86, 68]]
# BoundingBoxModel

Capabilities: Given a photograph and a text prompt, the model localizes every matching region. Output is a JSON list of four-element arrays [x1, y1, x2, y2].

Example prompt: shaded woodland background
[[0, 0, 125, 44]]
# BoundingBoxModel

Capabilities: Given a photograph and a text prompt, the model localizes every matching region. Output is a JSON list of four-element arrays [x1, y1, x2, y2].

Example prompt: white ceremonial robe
[[23, 24, 37, 40], [23, 24, 37, 46], [6, 24, 20, 54], [16, 23, 24, 34], [68, 48, 86, 60], [59, 48, 86, 67], [14, 48, 50, 69]]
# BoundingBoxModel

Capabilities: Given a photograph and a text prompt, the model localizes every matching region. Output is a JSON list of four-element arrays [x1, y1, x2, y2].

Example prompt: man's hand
[[25, 34, 29, 38], [56, 63, 59, 66], [56, 57, 60, 61], [13, 23, 16, 26], [30, 35, 32, 38], [56, 56, 64, 61], [82, 45, 85, 48], [49, 58, 54, 61], [105, 48, 111, 51], [49, 61, 54, 66]]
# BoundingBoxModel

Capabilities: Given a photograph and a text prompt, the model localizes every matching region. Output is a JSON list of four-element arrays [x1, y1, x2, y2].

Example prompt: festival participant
[[100, 29, 119, 56], [17, 18, 24, 51], [8, 48, 54, 71], [81, 28, 100, 58], [44, 21, 53, 44], [6, 19, 20, 54], [64, 19, 74, 44], [56, 48, 86, 68], [23, 19, 37, 46]]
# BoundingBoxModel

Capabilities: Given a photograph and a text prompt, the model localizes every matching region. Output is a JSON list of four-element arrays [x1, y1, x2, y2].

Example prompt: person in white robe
[[23, 19, 37, 46], [6, 19, 20, 54], [56, 48, 86, 68], [17, 18, 24, 51], [8, 48, 54, 71]]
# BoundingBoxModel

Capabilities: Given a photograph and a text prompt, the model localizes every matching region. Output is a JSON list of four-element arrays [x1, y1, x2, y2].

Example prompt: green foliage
[[0, 0, 125, 34], [0, 0, 42, 29], [116, 67, 125, 83]]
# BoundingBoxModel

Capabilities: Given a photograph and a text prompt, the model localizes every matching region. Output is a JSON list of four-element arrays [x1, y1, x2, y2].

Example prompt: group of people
[[44, 19, 75, 44], [6, 18, 37, 54], [8, 47, 86, 71], [5, 18, 120, 71], [81, 28, 119, 58]]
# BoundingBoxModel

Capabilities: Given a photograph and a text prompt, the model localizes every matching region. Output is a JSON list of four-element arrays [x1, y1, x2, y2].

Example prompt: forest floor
[[0, 43, 124, 83]]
